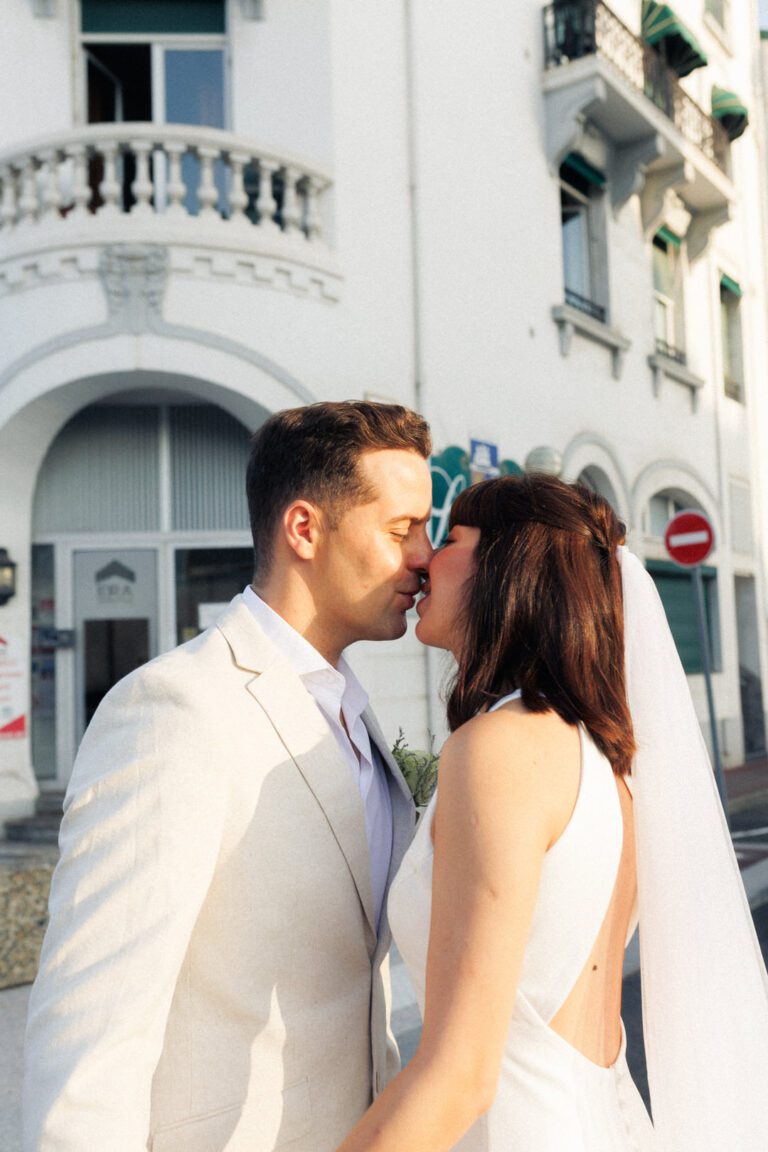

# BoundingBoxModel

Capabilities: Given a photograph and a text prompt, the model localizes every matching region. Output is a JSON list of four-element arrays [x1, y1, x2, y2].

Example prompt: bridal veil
[[619, 547, 768, 1149]]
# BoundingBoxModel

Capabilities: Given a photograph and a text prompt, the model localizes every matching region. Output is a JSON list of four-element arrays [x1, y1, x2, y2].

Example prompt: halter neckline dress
[[387, 692, 656, 1151]]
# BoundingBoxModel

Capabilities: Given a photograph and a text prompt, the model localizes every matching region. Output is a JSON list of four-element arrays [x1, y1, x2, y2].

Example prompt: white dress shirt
[[243, 586, 393, 928]]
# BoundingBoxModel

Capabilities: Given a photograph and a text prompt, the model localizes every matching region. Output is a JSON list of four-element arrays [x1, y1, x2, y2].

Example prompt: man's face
[[311, 449, 434, 651]]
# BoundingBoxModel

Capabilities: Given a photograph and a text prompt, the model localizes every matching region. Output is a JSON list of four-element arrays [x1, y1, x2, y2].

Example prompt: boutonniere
[[391, 730, 439, 808]]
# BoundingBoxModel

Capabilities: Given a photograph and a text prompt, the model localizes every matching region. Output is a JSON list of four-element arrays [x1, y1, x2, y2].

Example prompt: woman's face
[[415, 524, 480, 653]]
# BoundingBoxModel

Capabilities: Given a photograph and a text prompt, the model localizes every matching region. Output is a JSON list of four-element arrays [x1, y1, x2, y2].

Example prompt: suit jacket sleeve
[[23, 659, 229, 1152]]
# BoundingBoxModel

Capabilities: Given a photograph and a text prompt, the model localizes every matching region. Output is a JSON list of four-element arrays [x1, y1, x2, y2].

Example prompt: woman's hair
[[447, 473, 635, 776]]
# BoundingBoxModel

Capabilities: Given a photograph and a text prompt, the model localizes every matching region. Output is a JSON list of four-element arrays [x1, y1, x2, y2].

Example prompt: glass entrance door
[[73, 550, 158, 740]]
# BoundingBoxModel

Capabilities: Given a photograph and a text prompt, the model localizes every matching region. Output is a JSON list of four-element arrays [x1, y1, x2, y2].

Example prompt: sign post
[[663, 510, 728, 823]]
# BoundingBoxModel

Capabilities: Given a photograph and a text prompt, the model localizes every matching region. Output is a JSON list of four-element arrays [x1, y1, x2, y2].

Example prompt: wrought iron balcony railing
[[565, 287, 607, 324], [0, 123, 332, 244], [542, 1, 729, 174]]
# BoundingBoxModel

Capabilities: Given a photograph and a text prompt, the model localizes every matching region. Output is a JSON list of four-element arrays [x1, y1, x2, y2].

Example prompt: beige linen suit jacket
[[23, 596, 416, 1152]]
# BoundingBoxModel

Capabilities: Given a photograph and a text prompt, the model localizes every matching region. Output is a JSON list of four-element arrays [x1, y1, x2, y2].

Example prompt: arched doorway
[[31, 394, 256, 783]]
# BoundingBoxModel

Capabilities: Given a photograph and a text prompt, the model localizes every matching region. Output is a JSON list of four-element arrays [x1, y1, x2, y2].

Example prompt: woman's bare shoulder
[[438, 702, 580, 829], [443, 700, 578, 767]]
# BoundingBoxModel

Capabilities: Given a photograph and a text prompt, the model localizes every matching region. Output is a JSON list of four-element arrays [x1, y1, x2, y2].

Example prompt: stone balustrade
[[0, 123, 332, 244]]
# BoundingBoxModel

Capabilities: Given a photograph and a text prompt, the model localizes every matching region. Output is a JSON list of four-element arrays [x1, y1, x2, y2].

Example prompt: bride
[[337, 473, 768, 1151]]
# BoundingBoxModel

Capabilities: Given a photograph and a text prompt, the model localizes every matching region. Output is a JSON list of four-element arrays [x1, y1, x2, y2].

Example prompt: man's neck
[[251, 583, 344, 668]]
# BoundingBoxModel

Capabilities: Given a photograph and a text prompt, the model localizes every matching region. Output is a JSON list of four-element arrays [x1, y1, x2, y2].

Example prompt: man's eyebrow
[[386, 514, 429, 526]]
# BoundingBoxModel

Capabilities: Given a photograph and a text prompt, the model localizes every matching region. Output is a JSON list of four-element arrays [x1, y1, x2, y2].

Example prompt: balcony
[[542, 1, 732, 258], [0, 123, 339, 300]]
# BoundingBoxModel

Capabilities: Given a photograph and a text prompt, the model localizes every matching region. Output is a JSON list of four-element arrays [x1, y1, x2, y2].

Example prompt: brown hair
[[447, 473, 635, 776], [246, 400, 431, 581]]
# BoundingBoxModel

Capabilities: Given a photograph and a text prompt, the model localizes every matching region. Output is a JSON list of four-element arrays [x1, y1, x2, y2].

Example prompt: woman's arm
[[336, 706, 579, 1152]]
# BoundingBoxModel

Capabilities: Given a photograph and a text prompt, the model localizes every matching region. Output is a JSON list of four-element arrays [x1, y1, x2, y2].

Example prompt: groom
[[23, 401, 433, 1152]]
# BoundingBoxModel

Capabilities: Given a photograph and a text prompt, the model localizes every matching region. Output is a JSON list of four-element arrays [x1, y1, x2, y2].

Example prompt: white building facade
[[1, 0, 767, 826]]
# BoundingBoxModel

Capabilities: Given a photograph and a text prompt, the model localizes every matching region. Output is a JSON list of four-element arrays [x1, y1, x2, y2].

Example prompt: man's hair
[[246, 400, 431, 582], [446, 473, 635, 776]]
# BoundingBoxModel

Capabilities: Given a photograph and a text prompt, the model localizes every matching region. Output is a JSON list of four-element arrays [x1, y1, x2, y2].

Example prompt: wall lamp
[[0, 549, 17, 606]]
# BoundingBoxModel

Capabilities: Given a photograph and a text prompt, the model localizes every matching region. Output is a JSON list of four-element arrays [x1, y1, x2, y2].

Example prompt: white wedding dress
[[387, 693, 656, 1151]]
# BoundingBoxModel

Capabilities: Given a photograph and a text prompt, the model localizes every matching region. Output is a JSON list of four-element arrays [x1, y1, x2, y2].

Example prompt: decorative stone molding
[[686, 204, 731, 263], [543, 73, 608, 172], [240, 0, 264, 17], [31, 0, 55, 16], [609, 134, 664, 215], [100, 245, 168, 334], [0, 241, 342, 302], [647, 352, 705, 411], [169, 247, 341, 301], [662, 193, 692, 240], [641, 162, 693, 238], [551, 303, 631, 380]]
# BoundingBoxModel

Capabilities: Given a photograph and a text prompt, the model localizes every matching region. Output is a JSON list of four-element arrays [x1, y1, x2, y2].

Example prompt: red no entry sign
[[664, 509, 715, 567]]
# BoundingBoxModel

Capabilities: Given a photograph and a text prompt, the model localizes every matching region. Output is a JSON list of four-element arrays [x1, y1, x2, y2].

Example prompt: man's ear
[[282, 500, 324, 560]]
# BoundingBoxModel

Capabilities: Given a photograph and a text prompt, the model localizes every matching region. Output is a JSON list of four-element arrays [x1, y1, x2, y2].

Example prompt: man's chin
[[382, 614, 408, 641], [365, 613, 408, 643]]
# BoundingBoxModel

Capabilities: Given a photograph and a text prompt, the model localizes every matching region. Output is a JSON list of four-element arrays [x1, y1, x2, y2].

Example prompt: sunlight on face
[[312, 449, 434, 650]]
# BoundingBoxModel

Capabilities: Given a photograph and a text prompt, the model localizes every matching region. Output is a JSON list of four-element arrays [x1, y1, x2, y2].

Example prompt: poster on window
[[0, 633, 26, 738]]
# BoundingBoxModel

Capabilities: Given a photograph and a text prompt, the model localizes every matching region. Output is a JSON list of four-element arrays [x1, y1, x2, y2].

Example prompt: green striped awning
[[712, 86, 749, 141], [720, 273, 742, 298], [657, 225, 682, 248], [641, 1, 708, 77], [562, 152, 606, 188]]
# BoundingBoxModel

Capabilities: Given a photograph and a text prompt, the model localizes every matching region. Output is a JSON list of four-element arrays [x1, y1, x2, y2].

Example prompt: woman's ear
[[282, 500, 323, 561]]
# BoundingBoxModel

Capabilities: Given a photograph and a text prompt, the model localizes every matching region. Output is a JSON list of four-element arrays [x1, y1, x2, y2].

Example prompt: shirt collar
[[243, 586, 369, 722]]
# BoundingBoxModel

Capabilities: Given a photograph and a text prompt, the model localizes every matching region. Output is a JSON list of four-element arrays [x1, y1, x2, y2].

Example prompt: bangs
[[449, 476, 525, 532]]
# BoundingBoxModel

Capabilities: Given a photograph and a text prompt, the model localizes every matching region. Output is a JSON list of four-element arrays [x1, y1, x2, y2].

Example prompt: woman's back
[[388, 696, 654, 1151]]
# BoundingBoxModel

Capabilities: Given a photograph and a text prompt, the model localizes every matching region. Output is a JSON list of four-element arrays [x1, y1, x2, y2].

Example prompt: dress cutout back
[[388, 693, 654, 1151]]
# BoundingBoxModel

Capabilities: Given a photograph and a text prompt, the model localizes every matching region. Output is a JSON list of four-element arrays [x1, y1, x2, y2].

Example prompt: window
[[647, 492, 684, 537], [652, 229, 686, 362], [720, 275, 744, 401], [175, 548, 253, 645], [646, 560, 721, 673], [81, 1, 227, 213], [559, 154, 607, 323]]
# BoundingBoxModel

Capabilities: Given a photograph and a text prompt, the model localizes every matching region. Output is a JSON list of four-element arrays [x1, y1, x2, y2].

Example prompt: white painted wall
[[0, 0, 73, 149], [1, 0, 767, 822]]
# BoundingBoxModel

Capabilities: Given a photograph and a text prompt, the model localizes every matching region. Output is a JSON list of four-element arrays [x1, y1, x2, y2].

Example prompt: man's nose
[[408, 528, 434, 570]]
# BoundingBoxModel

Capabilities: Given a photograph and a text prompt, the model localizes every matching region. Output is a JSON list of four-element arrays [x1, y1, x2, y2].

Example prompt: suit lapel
[[363, 707, 417, 950], [219, 600, 377, 949]]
